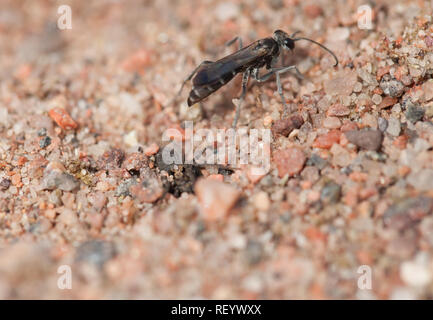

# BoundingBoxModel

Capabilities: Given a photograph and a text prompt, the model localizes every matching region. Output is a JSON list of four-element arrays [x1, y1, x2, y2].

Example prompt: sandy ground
[[0, 0, 433, 299]]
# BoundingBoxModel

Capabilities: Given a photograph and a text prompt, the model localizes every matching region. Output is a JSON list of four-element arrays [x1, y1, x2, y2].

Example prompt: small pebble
[[323, 116, 341, 129], [303, 4, 323, 19], [97, 149, 125, 170], [407, 169, 433, 192], [121, 49, 151, 73], [115, 178, 137, 197], [424, 35, 433, 47], [390, 288, 417, 300], [124, 130, 138, 147], [37, 128, 47, 136], [57, 209, 78, 226], [321, 181, 341, 204], [195, 178, 240, 221], [144, 143, 159, 156], [324, 69, 357, 96], [306, 154, 328, 170], [383, 196, 433, 230], [75, 240, 117, 269], [379, 96, 398, 109], [0, 107, 8, 126], [0, 178, 11, 190], [422, 80, 433, 101], [313, 130, 341, 149], [400, 260, 432, 287], [331, 144, 352, 167], [269, 0, 284, 9], [372, 94, 382, 105], [252, 191, 270, 211], [274, 147, 306, 178], [39, 136, 51, 149], [49, 107, 78, 130], [353, 82, 363, 92], [244, 240, 263, 265], [301, 166, 320, 183], [271, 115, 303, 137], [378, 117, 388, 132], [41, 161, 80, 192], [405, 104, 425, 123], [123, 152, 149, 171], [215, 2, 239, 21], [380, 75, 405, 97], [129, 168, 164, 203], [331, 27, 350, 41], [344, 129, 383, 151], [327, 104, 350, 117], [386, 117, 401, 136]]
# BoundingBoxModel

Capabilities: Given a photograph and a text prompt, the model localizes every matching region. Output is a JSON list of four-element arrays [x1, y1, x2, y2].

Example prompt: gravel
[[344, 129, 384, 151], [39, 136, 52, 149], [41, 162, 80, 192], [195, 178, 240, 221], [405, 104, 425, 123], [272, 115, 304, 137], [383, 197, 433, 231], [320, 181, 342, 204], [386, 117, 401, 136], [380, 75, 405, 98], [75, 240, 117, 269], [0, 0, 432, 300], [274, 148, 307, 178]]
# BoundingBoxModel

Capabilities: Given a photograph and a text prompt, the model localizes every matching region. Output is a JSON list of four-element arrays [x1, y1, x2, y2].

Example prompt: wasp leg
[[225, 36, 243, 50], [281, 50, 286, 68], [254, 65, 303, 82], [253, 65, 303, 108], [275, 72, 286, 108], [232, 69, 250, 128], [177, 60, 213, 98]]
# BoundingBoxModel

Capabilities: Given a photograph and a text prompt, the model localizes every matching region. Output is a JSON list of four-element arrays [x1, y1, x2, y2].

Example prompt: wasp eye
[[284, 39, 295, 50]]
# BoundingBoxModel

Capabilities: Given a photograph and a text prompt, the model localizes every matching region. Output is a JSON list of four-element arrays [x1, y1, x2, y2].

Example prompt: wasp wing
[[192, 40, 269, 87]]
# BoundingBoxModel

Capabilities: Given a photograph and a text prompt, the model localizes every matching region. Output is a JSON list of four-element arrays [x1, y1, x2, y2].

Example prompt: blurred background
[[0, 0, 432, 299]]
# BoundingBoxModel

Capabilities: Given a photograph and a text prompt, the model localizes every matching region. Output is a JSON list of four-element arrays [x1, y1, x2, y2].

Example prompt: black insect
[[178, 30, 338, 127]]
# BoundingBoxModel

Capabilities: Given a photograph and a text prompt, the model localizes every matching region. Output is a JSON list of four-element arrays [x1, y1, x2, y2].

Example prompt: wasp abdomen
[[188, 69, 238, 106]]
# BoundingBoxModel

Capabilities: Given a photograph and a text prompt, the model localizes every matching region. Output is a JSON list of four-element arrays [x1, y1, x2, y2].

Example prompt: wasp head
[[272, 30, 295, 50]]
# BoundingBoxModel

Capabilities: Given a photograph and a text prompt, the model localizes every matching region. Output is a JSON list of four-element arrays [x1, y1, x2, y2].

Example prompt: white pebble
[[0, 108, 8, 126], [124, 130, 138, 147], [215, 2, 239, 21], [400, 260, 432, 287]]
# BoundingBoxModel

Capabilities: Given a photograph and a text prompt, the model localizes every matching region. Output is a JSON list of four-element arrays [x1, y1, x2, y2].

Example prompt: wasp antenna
[[290, 30, 302, 38], [293, 37, 339, 67]]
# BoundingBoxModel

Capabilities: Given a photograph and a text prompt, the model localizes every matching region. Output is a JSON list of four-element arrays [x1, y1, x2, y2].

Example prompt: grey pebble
[[37, 128, 47, 136], [383, 196, 433, 230], [244, 240, 263, 265], [75, 240, 117, 269], [306, 154, 328, 170], [321, 181, 341, 204], [380, 75, 405, 98], [42, 171, 80, 192], [386, 117, 401, 136], [344, 129, 384, 151], [39, 136, 51, 148], [115, 178, 138, 197], [0, 178, 11, 190], [407, 169, 433, 192], [378, 117, 388, 132], [405, 104, 425, 123]]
